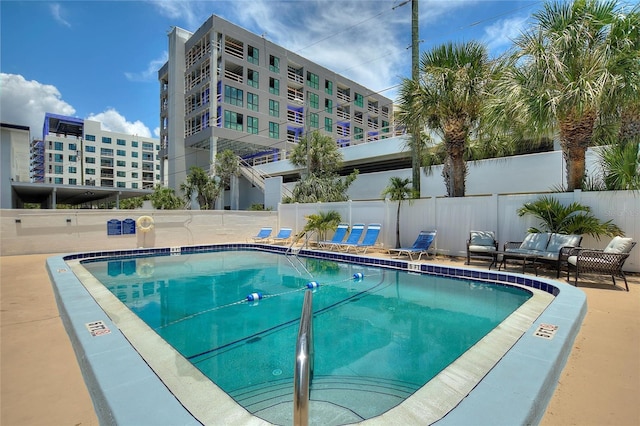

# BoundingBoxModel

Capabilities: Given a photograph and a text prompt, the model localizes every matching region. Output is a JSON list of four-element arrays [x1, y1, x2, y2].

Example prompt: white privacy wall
[[279, 191, 640, 272]]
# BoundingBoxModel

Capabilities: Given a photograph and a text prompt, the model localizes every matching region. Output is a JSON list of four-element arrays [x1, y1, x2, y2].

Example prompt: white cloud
[[87, 109, 152, 138], [50, 3, 71, 28], [125, 51, 169, 82], [483, 15, 529, 54], [0, 73, 76, 138], [149, 0, 207, 31]]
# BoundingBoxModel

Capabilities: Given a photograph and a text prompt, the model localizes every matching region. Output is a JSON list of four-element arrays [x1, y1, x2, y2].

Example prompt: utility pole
[[411, 0, 421, 197]]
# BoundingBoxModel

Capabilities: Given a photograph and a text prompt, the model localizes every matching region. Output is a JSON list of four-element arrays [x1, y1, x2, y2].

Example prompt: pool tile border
[[53, 244, 586, 425]]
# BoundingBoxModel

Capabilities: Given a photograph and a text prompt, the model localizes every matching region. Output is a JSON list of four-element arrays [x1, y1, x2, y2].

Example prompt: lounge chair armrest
[[559, 245, 579, 260]]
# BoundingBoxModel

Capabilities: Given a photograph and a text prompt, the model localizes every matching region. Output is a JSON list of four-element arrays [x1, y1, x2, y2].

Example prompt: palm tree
[[496, 0, 639, 191], [596, 142, 640, 190], [180, 166, 219, 209], [150, 184, 184, 210], [517, 195, 623, 239], [214, 149, 240, 189], [397, 41, 495, 197], [302, 210, 342, 241], [381, 177, 413, 248], [286, 130, 358, 203], [289, 130, 342, 176]]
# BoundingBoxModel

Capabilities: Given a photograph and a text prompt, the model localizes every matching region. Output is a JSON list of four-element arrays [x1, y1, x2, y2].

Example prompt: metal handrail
[[293, 290, 314, 426]]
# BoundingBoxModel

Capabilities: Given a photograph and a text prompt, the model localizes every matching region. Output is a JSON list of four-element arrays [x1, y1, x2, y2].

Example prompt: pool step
[[229, 375, 418, 425]]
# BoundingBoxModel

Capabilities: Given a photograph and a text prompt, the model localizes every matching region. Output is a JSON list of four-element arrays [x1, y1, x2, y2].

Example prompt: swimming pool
[[48, 244, 586, 425]]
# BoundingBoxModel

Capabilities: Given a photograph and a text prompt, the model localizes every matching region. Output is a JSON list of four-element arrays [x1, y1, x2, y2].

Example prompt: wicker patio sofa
[[503, 232, 583, 278]]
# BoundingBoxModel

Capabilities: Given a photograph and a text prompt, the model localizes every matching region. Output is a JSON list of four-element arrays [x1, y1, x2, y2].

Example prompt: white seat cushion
[[469, 231, 496, 247], [520, 233, 550, 251], [547, 234, 581, 253], [468, 245, 497, 252], [603, 236, 634, 254]]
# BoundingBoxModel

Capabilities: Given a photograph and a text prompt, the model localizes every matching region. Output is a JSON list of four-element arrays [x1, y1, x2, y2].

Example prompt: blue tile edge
[[51, 244, 587, 425]]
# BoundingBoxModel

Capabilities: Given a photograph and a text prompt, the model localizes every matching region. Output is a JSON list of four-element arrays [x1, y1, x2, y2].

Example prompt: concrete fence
[[1, 190, 637, 272], [0, 209, 278, 256]]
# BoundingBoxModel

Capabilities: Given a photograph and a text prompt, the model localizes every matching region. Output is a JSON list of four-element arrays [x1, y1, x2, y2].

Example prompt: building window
[[224, 110, 243, 131], [224, 85, 243, 106], [310, 113, 319, 128], [54, 154, 63, 162], [354, 126, 363, 140], [68, 143, 77, 151], [86, 146, 96, 153], [117, 182, 126, 188], [132, 141, 138, 147], [132, 172, 138, 178], [86, 168, 95, 175], [269, 77, 279, 95], [132, 162, 138, 168], [54, 142, 63, 151], [85, 134, 96, 141], [248, 45, 259, 64], [117, 160, 126, 167], [247, 69, 259, 88], [325, 79, 333, 94], [325, 117, 333, 132], [69, 178, 77, 185], [355, 93, 364, 107], [100, 148, 113, 156], [54, 165, 63, 174], [247, 116, 259, 134], [85, 157, 96, 164], [142, 142, 154, 150], [306, 72, 319, 89], [132, 152, 138, 158], [269, 55, 279, 73], [247, 92, 259, 111], [325, 98, 333, 113], [308, 92, 319, 109], [102, 137, 112, 144], [269, 99, 279, 117], [132, 183, 138, 189], [269, 122, 279, 139], [68, 155, 77, 162], [68, 166, 77, 173], [54, 177, 63, 184], [117, 171, 126, 177], [117, 149, 126, 156], [117, 139, 126, 146]]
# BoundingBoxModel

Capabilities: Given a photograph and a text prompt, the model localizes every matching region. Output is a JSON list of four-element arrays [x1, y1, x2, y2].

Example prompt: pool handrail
[[293, 289, 314, 426]]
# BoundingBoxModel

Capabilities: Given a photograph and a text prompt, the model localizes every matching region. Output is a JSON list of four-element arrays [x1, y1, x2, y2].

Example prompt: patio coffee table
[[491, 251, 542, 275]]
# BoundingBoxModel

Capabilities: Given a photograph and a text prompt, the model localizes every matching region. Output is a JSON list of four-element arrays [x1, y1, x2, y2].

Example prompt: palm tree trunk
[[559, 112, 596, 191], [444, 121, 468, 197], [396, 201, 401, 248]]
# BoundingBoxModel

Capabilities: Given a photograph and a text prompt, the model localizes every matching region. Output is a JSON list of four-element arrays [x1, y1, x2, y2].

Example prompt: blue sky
[[1, 0, 635, 141]]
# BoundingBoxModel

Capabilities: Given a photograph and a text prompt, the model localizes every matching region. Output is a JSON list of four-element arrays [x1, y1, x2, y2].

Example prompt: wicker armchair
[[566, 238, 636, 291]]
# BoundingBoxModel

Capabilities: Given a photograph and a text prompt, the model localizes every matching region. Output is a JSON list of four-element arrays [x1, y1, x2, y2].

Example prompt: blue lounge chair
[[250, 227, 272, 243], [388, 230, 437, 260], [344, 223, 381, 253], [334, 223, 365, 251], [318, 223, 349, 249], [271, 228, 292, 244]]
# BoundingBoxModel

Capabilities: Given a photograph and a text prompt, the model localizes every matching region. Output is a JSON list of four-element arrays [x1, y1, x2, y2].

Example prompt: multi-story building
[[31, 113, 161, 190], [158, 15, 394, 192]]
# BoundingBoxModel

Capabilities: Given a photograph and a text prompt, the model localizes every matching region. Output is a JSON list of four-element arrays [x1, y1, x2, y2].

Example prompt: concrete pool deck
[[1, 252, 638, 426]]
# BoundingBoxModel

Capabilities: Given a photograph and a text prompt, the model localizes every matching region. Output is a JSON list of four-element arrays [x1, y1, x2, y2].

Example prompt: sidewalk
[[1, 253, 638, 425]]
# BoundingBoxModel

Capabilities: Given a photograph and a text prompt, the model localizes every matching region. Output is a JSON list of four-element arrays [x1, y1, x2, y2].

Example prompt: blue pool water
[[82, 250, 531, 423]]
